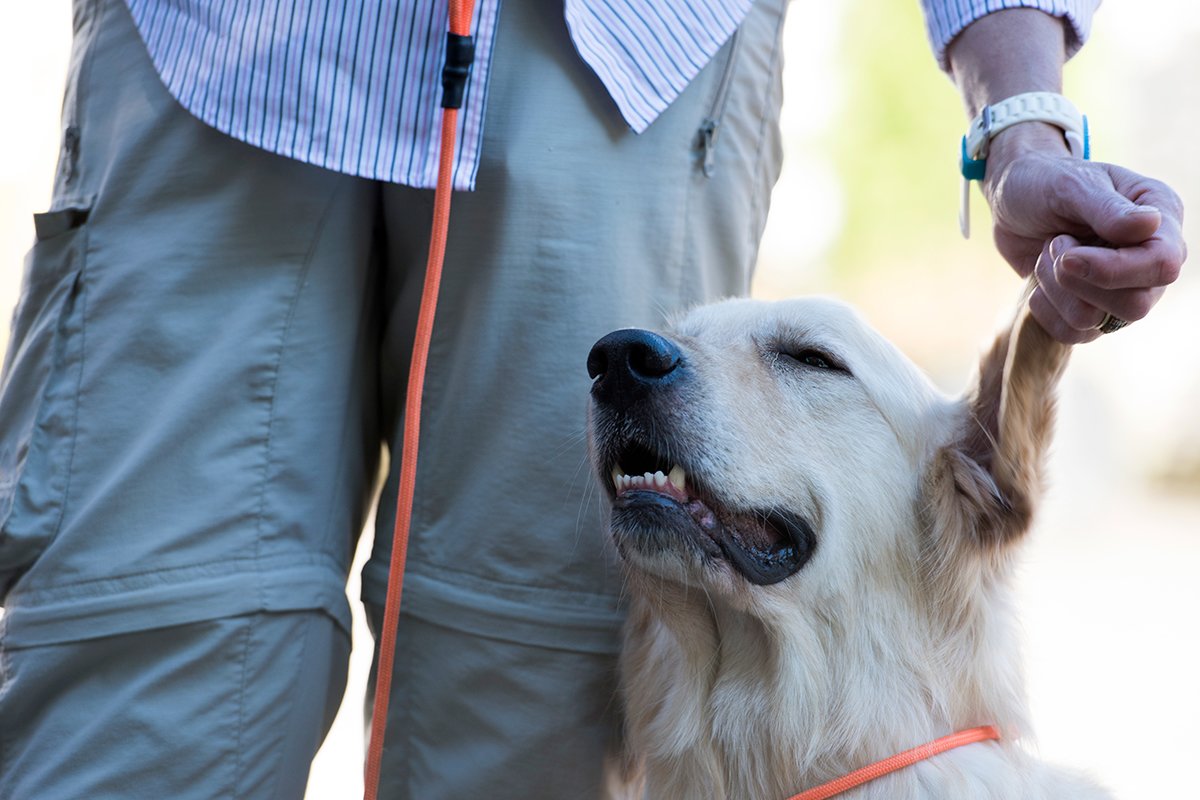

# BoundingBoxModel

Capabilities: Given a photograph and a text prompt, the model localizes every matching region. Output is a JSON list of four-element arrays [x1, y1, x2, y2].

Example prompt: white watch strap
[[959, 91, 1089, 238], [964, 92, 1086, 162]]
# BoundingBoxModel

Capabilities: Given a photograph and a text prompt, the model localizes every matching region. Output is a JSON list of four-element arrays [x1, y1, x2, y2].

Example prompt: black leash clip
[[441, 33, 476, 110]]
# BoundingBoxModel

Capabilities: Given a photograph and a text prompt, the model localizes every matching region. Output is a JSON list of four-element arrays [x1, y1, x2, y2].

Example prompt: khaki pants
[[0, 0, 786, 795]]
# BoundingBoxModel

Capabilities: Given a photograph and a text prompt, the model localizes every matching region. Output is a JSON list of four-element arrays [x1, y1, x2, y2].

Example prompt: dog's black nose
[[587, 329, 683, 406]]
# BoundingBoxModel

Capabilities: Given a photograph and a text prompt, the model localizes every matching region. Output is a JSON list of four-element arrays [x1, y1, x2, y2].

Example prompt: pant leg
[[0, 0, 379, 646], [365, 604, 624, 800], [0, 611, 348, 800], [363, 0, 788, 795], [0, 0, 384, 793]]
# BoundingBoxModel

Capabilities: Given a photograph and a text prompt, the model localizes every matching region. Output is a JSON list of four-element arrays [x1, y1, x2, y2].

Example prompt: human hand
[[982, 123, 1186, 343]]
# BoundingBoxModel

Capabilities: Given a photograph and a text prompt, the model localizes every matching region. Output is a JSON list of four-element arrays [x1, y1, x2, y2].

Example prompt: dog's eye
[[779, 348, 847, 373], [796, 351, 834, 369]]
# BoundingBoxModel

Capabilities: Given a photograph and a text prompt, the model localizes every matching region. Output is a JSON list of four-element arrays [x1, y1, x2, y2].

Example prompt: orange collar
[[787, 725, 1002, 800]]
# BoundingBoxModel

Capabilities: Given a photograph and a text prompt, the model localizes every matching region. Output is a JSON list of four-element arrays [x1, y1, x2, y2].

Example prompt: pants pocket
[[0, 207, 89, 599]]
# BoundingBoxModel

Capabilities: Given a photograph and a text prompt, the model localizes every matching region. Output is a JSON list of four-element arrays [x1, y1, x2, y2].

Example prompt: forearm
[[947, 9, 1068, 116], [947, 9, 1074, 167]]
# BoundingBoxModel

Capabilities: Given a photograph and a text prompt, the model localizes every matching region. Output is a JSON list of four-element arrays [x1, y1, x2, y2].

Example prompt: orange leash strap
[[363, 2, 477, 798], [786, 726, 1001, 800]]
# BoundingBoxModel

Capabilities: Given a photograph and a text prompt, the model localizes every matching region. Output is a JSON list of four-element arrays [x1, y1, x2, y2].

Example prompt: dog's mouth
[[603, 440, 815, 586]]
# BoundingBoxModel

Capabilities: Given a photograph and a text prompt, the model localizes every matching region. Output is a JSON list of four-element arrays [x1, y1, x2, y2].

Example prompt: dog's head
[[588, 290, 1070, 794], [589, 291, 1067, 607], [588, 298, 939, 599]]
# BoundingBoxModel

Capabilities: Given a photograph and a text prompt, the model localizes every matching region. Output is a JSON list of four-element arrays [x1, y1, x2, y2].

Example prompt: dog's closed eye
[[772, 345, 852, 376]]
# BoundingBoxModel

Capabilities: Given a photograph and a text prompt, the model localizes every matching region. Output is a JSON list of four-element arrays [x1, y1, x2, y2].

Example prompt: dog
[[587, 288, 1113, 799]]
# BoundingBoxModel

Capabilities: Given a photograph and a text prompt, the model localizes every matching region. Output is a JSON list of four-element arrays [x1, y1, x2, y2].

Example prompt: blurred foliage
[[825, 0, 969, 282]]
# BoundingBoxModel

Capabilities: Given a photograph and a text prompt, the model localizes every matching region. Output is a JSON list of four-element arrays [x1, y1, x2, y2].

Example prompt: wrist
[[983, 121, 1074, 189], [958, 95, 1087, 238], [962, 93, 1086, 182]]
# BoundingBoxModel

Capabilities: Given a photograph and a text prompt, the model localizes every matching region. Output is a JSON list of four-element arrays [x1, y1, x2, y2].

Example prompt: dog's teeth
[[668, 464, 686, 491], [613, 468, 681, 493]]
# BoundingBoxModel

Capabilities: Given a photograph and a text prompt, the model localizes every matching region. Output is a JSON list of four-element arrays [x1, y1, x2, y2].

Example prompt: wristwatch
[[959, 91, 1089, 238]]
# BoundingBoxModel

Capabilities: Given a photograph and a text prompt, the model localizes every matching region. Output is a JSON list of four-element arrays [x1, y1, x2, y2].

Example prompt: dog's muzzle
[[588, 329, 818, 586]]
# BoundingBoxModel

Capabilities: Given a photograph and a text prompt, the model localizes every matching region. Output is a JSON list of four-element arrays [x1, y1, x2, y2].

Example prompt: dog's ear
[[924, 285, 1071, 561]]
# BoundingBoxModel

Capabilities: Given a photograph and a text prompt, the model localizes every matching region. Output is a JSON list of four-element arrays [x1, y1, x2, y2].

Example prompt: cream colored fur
[[592, 291, 1113, 799]]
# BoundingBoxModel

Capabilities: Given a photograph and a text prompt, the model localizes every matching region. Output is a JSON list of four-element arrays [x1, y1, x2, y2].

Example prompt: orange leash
[[786, 726, 1001, 800], [363, 2, 477, 798]]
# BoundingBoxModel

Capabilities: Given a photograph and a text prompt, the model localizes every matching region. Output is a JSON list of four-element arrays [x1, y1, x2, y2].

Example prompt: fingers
[[994, 157, 1184, 248], [1031, 233, 1172, 344], [1028, 283, 1102, 345], [1055, 216, 1186, 291], [1031, 238, 1102, 343], [1107, 164, 1187, 222], [1047, 163, 1178, 247]]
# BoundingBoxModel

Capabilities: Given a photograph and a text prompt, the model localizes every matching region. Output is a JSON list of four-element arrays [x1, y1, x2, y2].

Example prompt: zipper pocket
[[698, 28, 743, 178]]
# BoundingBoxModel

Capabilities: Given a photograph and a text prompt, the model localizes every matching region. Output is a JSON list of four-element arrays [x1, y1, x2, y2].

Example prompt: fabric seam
[[48, 226, 90, 549], [10, 551, 344, 602], [271, 614, 316, 800], [230, 615, 255, 799], [746, 0, 787, 255], [250, 183, 345, 612], [0, 642, 10, 783], [363, 555, 623, 612], [46, 0, 106, 546]]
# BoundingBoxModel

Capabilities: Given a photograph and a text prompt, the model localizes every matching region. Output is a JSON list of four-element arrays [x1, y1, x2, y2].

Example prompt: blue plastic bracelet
[[960, 136, 987, 182]]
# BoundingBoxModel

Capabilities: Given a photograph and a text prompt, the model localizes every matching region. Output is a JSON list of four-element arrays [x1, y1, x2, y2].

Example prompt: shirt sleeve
[[920, 0, 1101, 71]]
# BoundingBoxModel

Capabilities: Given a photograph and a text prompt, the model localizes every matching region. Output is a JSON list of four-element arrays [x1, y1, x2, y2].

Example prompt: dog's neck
[[619, 570, 1031, 799]]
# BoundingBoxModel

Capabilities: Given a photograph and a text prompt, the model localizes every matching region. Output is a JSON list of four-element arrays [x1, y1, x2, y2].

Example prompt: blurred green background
[[1, 2, 1197, 797]]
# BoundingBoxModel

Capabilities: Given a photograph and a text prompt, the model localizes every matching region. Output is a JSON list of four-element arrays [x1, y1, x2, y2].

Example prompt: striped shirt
[[123, 0, 1098, 191]]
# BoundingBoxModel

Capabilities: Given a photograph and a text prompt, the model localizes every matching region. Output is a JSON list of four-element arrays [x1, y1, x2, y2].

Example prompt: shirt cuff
[[920, 0, 1101, 71]]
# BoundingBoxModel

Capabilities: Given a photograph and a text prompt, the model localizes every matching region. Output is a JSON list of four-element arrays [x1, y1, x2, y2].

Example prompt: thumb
[[1060, 169, 1162, 245]]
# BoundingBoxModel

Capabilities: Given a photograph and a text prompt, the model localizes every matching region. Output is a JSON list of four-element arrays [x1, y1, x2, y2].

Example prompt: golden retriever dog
[[586, 289, 1112, 799]]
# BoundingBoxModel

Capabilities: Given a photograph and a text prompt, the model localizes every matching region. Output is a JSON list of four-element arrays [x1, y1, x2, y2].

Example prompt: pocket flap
[[33, 207, 91, 242]]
